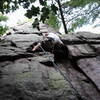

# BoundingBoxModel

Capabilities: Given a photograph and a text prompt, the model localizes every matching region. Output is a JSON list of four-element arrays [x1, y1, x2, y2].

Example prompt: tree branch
[[66, 4, 100, 24]]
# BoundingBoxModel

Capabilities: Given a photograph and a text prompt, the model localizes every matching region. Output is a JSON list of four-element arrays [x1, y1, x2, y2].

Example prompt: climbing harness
[[39, 45, 85, 100]]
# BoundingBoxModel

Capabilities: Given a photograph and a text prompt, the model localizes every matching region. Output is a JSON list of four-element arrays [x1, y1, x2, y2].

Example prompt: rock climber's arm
[[32, 43, 41, 51]]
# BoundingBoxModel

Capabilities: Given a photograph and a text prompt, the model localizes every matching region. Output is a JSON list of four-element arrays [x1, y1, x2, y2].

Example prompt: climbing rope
[[39, 45, 85, 100]]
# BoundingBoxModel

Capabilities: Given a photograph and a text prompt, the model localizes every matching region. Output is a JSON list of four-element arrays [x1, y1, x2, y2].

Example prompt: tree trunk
[[57, 0, 68, 34]]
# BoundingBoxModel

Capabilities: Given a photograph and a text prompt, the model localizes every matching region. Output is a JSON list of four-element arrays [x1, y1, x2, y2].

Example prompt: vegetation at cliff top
[[0, 13, 8, 35], [0, 0, 100, 34]]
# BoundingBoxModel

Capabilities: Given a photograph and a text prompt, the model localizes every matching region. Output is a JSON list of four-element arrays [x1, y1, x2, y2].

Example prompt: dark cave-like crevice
[[0, 53, 34, 62], [40, 61, 54, 67]]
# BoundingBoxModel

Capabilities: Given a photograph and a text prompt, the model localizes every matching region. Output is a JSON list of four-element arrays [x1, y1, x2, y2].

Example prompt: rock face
[[0, 23, 100, 100]]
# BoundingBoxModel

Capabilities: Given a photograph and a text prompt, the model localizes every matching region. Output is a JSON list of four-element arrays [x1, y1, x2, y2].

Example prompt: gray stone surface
[[0, 56, 76, 100], [12, 22, 40, 34], [3, 34, 43, 49], [61, 32, 100, 44], [0, 23, 100, 100], [78, 57, 100, 90]]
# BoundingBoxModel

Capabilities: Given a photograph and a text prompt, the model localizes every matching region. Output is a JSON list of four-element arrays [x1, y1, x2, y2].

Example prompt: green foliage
[[39, 0, 47, 6], [0, 14, 8, 22], [25, 6, 40, 18], [0, 25, 8, 35], [68, 17, 88, 32], [67, 0, 100, 8], [0, 0, 37, 13], [0, 0, 100, 34], [0, 0, 59, 22], [0, 14, 8, 35], [45, 12, 59, 30], [51, 4, 58, 14], [62, 0, 100, 32], [40, 7, 50, 22]]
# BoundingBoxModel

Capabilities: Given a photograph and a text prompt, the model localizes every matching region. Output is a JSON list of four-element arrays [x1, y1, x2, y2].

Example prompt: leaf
[[0, 25, 8, 35], [25, 5, 40, 18], [51, 4, 58, 14], [30, 0, 36, 3], [39, 0, 47, 6], [45, 12, 59, 29], [25, 10, 33, 18], [0, 14, 8, 21], [40, 14, 46, 23], [31, 6, 40, 16], [40, 7, 50, 22], [41, 7, 49, 14], [23, 2, 30, 8]]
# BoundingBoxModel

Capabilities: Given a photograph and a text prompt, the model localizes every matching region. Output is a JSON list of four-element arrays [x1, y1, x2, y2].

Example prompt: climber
[[44, 32, 63, 44], [32, 32, 69, 62], [32, 32, 63, 51]]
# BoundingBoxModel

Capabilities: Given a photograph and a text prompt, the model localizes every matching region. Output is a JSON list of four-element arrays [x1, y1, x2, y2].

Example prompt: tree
[[0, 0, 68, 33], [57, 0, 68, 34], [60, 0, 100, 32], [45, 11, 59, 30], [0, 13, 8, 35], [0, 0, 100, 34]]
